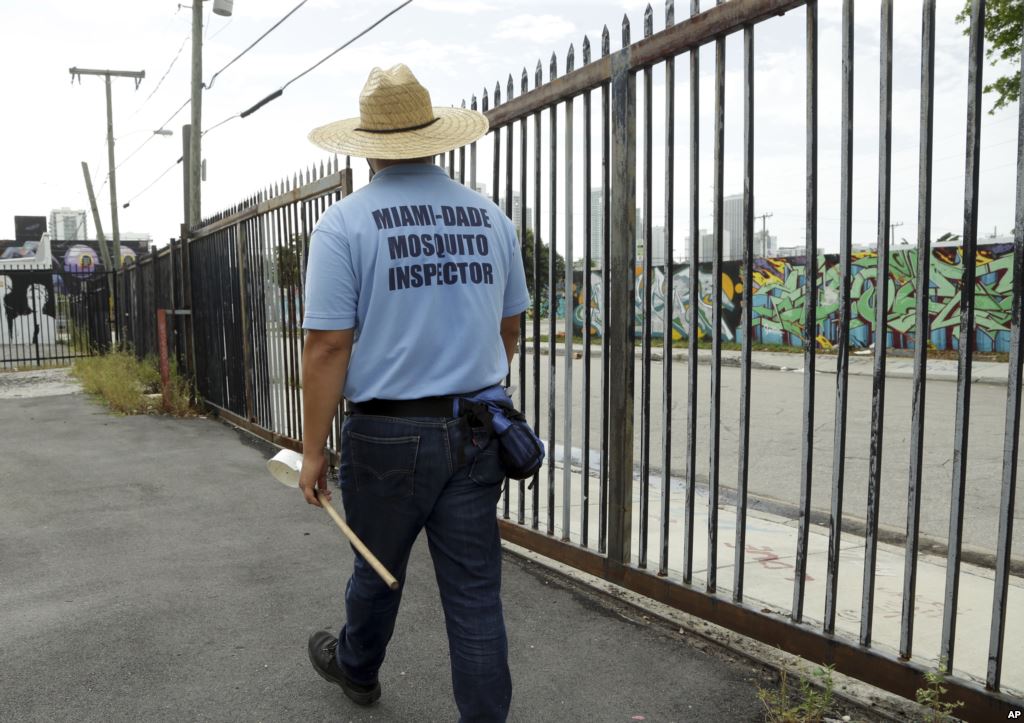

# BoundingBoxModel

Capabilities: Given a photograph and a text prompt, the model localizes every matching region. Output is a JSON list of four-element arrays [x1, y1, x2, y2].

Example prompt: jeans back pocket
[[468, 439, 504, 487], [348, 431, 419, 498]]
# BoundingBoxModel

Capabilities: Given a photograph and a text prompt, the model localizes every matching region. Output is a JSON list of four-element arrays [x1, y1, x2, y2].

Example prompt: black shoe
[[307, 630, 382, 706]]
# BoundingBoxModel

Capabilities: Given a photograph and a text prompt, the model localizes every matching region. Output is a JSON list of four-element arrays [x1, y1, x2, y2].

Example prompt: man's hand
[[299, 451, 330, 507]]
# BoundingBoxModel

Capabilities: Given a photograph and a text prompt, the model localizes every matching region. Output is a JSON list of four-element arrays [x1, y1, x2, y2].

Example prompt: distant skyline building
[[589, 189, 647, 267], [49, 208, 87, 241], [498, 193, 533, 238], [700, 229, 733, 263], [722, 194, 744, 261]]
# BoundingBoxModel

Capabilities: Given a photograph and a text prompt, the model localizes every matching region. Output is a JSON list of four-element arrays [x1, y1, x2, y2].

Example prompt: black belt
[[349, 396, 458, 417]]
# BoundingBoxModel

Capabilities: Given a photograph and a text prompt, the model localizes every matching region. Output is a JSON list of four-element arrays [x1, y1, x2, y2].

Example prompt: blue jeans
[[334, 412, 511, 723]]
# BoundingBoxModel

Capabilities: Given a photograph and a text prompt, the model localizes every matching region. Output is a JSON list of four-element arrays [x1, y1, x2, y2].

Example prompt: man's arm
[[298, 328, 354, 507], [500, 314, 520, 366]]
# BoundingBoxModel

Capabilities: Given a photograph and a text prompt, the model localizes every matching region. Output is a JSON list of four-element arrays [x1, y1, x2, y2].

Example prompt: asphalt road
[[0, 387, 772, 722], [517, 350, 1024, 562]]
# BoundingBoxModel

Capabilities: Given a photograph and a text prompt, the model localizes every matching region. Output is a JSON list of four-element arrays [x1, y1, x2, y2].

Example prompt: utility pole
[[755, 211, 773, 258], [190, 1, 203, 229], [889, 220, 904, 246], [80, 162, 113, 269], [70, 67, 145, 268]]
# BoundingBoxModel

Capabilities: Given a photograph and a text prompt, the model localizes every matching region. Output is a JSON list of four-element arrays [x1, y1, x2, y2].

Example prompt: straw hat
[[308, 64, 488, 160]]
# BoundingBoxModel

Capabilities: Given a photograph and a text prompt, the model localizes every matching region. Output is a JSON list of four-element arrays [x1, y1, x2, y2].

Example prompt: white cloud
[[495, 14, 576, 44], [416, 0, 498, 13]]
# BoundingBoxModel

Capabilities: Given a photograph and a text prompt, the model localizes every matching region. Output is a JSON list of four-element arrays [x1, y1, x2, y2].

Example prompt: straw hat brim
[[308, 107, 489, 160]]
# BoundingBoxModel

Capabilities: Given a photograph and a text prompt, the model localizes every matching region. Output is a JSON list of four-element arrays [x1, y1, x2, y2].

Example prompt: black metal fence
[[114, 238, 189, 375], [0, 268, 112, 369], [455, 0, 1021, 718], [186, 158, 353, 448], [116, 0, 1022, 717]]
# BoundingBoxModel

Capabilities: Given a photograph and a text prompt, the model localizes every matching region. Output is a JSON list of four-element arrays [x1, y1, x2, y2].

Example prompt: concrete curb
[[522, 345, 1009, 386], [501, 540, 930, 723]]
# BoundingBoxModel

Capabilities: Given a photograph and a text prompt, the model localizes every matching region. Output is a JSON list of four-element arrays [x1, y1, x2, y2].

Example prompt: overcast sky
[[0, 0, 1019, 257]]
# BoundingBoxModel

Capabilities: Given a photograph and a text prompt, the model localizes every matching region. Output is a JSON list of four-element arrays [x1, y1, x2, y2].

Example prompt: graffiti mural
[[0, 238, 145, 295], [569, 243, 1016, 352]]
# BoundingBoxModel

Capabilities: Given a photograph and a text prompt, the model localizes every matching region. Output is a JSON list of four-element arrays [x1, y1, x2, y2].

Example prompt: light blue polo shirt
[[302, 163, 530, 403]]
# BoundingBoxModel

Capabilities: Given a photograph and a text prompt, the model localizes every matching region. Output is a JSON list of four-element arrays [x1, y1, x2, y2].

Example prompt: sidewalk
[[519, 446, 1024, 700], [523, 331, 1010, 386], [1, 372, 772, 722]]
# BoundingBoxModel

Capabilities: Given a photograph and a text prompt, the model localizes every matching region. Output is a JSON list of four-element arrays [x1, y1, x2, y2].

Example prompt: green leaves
[[956, 0, 1022, 113]]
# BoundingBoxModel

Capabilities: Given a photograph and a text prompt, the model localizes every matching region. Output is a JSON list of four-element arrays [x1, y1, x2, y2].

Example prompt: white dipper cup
[[268, 449, 399, 591]]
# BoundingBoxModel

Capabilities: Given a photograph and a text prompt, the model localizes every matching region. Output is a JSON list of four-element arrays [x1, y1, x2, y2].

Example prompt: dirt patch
[[0, 368, 82, 399]]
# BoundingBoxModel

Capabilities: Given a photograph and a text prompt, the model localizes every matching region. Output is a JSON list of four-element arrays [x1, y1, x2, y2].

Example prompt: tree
[[956, 0, 1022, 113], [520, 228, 565, 300]]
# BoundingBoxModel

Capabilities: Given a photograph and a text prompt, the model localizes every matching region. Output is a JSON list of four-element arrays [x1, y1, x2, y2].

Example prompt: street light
[[153, 129, 173, 136]]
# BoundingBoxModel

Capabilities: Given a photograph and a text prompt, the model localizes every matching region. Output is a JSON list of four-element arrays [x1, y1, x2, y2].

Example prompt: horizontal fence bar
[[485, 0, 806, 128], [191, 170, 351, 241]]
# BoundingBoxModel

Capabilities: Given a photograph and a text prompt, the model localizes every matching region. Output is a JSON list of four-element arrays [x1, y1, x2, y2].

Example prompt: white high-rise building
[[721, 194, 744, 261], [49, 208, 87, 241], [498, 193, 533, 239], [589, 190, 646, 268]]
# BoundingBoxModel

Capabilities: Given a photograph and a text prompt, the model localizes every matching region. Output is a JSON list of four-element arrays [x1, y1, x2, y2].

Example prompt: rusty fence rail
[[144, 0, 1023, 718]]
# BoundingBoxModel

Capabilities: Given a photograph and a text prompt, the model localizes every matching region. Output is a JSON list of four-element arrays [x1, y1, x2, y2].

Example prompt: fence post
[[180, 223, 197, 392], [151, 244, 160, 358], [237, 222, 255, 422], [606, 47, 637, 566]]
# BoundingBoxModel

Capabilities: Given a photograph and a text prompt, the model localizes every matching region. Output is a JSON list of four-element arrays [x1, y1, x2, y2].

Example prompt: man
[[298, 64, 529, 722]]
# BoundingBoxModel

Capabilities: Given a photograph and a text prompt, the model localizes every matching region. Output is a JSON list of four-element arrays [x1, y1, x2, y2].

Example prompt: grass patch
[[916, 659, 964, 722], [72, 351, 197, 416], [757, 665, 836, 723]]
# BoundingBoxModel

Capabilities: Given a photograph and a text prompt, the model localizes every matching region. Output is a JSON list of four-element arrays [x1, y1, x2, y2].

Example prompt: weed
[[71, 351, 197, 417], [915, 660, 964, 723], [758, 665, 836, 723]]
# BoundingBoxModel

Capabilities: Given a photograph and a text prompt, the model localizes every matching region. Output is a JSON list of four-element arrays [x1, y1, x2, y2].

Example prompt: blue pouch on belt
[[455, 385, 545, 482]]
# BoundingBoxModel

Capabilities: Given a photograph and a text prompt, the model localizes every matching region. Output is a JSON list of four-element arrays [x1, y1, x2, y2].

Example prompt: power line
[[110, 0, 315, 178], [122, 157, 183, 208], [114, 98, 190, 173], [205, 0, 311, 90], [140, 34, 190, 108], [204, 0, 415, 137], [282, 0, 413, 91]]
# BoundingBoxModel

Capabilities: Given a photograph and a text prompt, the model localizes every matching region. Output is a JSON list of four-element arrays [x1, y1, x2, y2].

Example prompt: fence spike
[[345, 155, 351, 170], [482, 87, 489, 111], [507, 73, 514, 100], [535, 59, 542, 88], [494, 81, 501, 105], [521, 67, 529, 93], [602, 25, 610, 56], [583, 35, 591, 64], [471, 94, 477, 111], [666, 0, 675, 26], [566, 43, 575, 73], [320, 160, 326, 178], [644, 3, 653, 37], [623, 13, 630, 47], [550, 51, 558, 80]]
